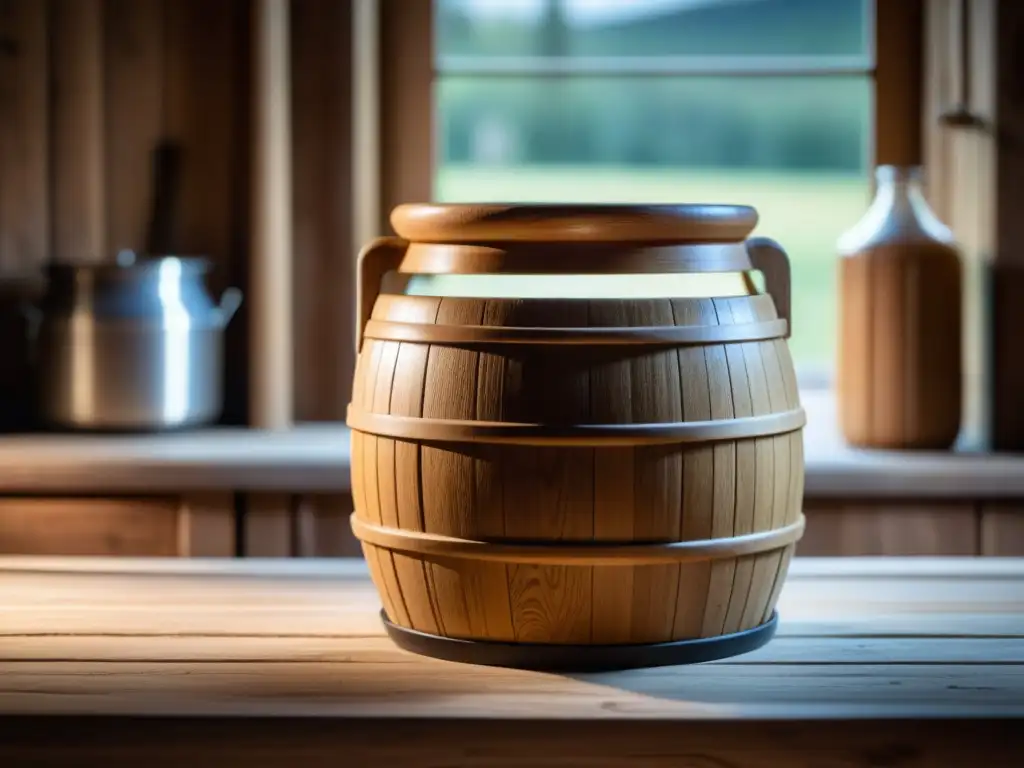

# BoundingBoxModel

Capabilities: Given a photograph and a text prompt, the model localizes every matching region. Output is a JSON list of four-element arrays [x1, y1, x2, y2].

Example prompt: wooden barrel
[[349, 204, 805, 669]]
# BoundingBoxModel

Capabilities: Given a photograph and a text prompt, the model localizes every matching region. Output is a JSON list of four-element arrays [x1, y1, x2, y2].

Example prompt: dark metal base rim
[[381, 610, 778, 671]]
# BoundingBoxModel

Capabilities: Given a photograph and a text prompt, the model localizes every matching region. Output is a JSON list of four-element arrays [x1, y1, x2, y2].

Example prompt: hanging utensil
[[939, 0, 986, 129]]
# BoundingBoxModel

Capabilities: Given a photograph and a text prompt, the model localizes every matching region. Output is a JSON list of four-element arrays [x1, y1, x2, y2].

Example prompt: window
[[413, 0, 921, 383]]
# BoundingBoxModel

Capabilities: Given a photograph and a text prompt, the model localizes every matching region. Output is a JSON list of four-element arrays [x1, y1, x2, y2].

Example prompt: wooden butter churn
[[349, 203, 806, 670]]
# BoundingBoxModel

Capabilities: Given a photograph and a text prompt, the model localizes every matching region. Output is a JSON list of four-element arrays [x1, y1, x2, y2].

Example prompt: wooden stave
[[361, 294, 790, 431], [359, 541, 799, 645], [371, 293, 780, 327], [397, 242, 755, 274], [351, 293, 803, 646], [350, 327, 801, 542]]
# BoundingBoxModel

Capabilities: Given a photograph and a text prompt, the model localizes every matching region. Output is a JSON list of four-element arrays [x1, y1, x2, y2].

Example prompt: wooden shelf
[[0, 398, 1022, 498], [0, 425, 351, 493], [799, 389, 1024, 498]]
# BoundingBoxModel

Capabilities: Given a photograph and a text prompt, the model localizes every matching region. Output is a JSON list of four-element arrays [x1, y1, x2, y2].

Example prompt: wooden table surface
[[1, 556, 1022, 767]]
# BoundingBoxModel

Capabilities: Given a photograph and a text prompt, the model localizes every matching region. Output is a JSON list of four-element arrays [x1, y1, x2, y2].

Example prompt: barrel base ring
[[381, 610, 778, 671]]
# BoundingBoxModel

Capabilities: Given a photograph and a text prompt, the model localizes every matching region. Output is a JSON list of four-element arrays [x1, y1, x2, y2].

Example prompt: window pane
[[434, 75, 871, 368], [436, 0, 870, 61]]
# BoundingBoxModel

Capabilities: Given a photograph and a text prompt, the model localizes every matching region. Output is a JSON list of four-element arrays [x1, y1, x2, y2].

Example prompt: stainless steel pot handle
[[217, 287, 244, 327]]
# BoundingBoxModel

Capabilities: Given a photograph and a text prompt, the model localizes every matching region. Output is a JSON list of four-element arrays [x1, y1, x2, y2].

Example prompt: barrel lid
[[390, 204, 758, 244]]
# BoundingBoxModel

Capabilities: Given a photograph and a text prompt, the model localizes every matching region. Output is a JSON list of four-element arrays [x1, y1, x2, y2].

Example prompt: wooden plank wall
[[287, 0, 357, 545], [243, 492, 359, 557], [0, 490, 364, 559], [799, 501, 980, 556], [0, 0, 251, 423], [990, 1, 1024, 450], [0, 493, 1018, 558], [0, 1, 361, 555], [0, 0, 356, 432], [0, 494, 236, 557]]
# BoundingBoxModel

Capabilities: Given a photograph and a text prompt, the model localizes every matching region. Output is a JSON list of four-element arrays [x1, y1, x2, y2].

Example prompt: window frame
[[359, 0, 925, 392]]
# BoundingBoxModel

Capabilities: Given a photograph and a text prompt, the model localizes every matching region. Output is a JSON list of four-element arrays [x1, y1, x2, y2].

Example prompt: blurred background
[[434, 0, 871, 369], [0, 0, 1019, 561]]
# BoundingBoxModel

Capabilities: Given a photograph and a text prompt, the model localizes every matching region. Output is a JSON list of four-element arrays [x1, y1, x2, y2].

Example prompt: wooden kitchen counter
[[1, 557, 1022, 767]]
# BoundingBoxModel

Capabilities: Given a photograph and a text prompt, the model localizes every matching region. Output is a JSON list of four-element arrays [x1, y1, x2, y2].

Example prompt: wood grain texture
[[291, 0, 355, 421], [357, 238, 407, 350], [874, 0, 924, 167], [103, 0, 163, 256], [389, 203, 758, 244], [0, 2, 45, 430], [470, 299, 516, 641], [379, 0, 431, 226], [351, 217, 804, 650], [991, 1, 1024, 450], [0, 0, 366, 433], [798, 502, 978, 557], [0, 718, 1020, 768], [421, 300, 486, 637], [0, 0, 48, 275], [51, 0, 105, 264], [0, 497, 180, 556], [293, 494, 359, 557], [385, 297, 442, 634], [716, 299, 758, 635], [980, 504, 1024, 556], [177, 493, 236, 558], [589, 301, 636, 643], [249, 0, 292, 429], [738, 293, 779, 631], [7, 631, 1024, 665], [399, 241, 755, 275], [700, 308, 737, 636], [671, 298, 713, 639], [838, 238, 962, 450], [0, 419, 1019, 498], [0, 556, 1023, 766], [371, 337, 412, 627], [3, 556, 1022, 637], [243, 493, 293, 557], [355, 340, 406, 625], [499, 300, 592, 643]]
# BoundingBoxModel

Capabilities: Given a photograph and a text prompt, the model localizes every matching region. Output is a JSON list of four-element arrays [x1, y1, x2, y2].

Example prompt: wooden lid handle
[[746, 237, 791, 337], [357, 236, 407, 351]]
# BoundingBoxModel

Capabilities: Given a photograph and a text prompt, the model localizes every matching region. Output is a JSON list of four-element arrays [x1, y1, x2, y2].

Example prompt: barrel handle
[[746, 237, 791, 338], [357, 236, 407, 352]]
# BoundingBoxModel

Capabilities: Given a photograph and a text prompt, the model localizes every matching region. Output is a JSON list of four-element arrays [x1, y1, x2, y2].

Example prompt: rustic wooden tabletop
[[0, 556, 1021, 766]]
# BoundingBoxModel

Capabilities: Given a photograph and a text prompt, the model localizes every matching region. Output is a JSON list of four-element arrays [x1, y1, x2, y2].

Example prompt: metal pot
[[31, 254, 242, 431]]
